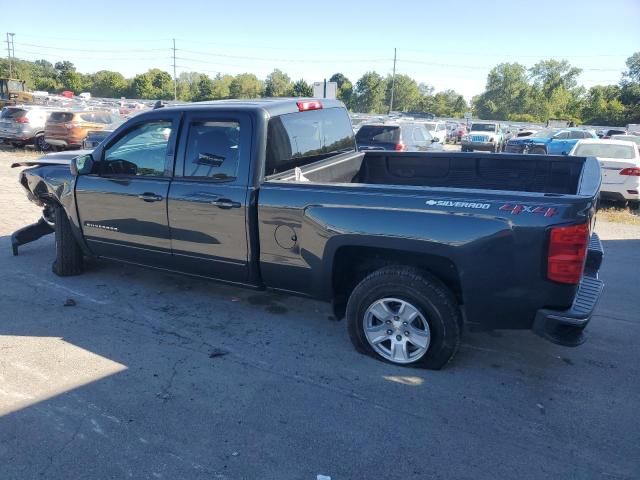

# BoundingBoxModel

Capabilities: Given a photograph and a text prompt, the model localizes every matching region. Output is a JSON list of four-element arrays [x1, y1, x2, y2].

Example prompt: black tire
[[530, 146, 546, 154], [628, 200, 640, 211], [346, 266, 461, 369], [34, 134, 50, 152], [52, 205, 84, 276]]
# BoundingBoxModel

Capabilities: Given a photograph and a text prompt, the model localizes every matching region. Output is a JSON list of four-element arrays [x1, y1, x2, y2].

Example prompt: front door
[[75, 114, 179, 266], [167, 112, 252, 282]]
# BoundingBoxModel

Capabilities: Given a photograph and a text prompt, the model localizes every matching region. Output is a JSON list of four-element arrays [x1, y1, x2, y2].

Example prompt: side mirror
[[433, 137, 440, 143], [70, 153, 94, 176], [431, 138, 437, 143]]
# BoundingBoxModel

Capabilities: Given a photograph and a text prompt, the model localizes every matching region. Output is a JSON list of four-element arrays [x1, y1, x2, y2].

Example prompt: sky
[[6, 0, 640, 100]]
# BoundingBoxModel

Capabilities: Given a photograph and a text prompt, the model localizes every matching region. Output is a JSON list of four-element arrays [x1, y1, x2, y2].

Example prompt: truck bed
[[259, 150, 601, 332], [270, 151, 597, 196]]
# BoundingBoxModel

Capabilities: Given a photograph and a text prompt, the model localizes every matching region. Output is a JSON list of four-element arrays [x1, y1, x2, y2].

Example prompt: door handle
[[212, 199, 241, 209], [138, 193, 163, 202]]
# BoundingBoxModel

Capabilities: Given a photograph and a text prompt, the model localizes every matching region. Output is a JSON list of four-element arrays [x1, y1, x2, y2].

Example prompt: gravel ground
[[0, 146, 639, 480]]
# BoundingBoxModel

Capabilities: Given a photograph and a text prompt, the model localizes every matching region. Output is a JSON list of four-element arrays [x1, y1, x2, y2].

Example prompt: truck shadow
[[1, 234, 638, 477]]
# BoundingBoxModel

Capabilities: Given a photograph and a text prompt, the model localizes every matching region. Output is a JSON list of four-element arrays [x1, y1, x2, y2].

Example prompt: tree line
[[1, 52, 638, 125]]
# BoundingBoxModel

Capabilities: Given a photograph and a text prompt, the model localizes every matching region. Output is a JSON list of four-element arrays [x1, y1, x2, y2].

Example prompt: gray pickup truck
[[12, 98, 604, 369]]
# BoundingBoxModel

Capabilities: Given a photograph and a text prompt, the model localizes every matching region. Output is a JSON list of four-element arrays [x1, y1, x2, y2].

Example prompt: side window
[[568, 130, 584, 139], [554, 131, 570, 140], [184, 121, 240, 180], [103, 121, 172, 177]]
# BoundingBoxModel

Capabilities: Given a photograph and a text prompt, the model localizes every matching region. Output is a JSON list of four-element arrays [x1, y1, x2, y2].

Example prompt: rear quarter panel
[[258, 182, 595, 329]]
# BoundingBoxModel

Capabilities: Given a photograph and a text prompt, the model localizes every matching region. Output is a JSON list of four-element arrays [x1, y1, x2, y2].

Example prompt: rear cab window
[[266, 107, 355, 176]]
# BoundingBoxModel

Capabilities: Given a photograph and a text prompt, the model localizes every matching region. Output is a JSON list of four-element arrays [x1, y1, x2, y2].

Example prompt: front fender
[[19, 165, 91, 256]]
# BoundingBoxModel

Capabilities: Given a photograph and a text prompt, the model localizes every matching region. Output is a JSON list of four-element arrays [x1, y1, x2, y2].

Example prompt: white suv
[[570, 139, 640, 209]]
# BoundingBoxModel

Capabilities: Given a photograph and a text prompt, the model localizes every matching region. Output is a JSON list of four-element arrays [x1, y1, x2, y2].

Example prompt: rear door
[[75, 113, 180, 266], [167, 111, 252, 282]]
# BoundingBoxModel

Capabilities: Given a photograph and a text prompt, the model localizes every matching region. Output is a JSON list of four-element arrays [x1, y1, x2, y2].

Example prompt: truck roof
[[162, 97, 345, 117]]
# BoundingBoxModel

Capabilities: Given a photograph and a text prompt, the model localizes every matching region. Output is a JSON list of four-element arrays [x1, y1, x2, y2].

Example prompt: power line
[[175, 48, 390, 64], [16, 42, 168, 53], [16, 49, 167, 61]]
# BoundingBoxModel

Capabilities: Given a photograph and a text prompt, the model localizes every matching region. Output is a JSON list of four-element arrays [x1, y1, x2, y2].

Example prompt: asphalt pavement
[[0, 150, 639, 479]]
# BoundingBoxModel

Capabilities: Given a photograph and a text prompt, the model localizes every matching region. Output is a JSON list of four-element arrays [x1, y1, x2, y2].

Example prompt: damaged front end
[[11, 151, 82, 255]]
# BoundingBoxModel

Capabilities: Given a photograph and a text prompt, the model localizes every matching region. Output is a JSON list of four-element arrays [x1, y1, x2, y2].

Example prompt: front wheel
[[346, 266, 461, 369], [34, 134, 51, 152], [52, 205, 84, 276]]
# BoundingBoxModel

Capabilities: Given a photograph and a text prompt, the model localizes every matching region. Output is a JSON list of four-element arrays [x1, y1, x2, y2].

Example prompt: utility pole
[[172, 38, 177, 101], [10, 33, 15, 58], [6, 32, 13, 78], [389, 47, 397, 114]]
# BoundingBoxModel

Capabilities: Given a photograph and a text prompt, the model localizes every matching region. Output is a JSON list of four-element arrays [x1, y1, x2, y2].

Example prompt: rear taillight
[[394, 143, 407, 151], [296, 100, 322, 111], [620, 167, 640, 176], [547, 223, 590, 284], [15, 117, 29, 123]]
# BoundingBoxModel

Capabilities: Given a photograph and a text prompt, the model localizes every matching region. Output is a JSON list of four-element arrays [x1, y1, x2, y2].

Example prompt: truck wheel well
[[331, 246, 463, 319]]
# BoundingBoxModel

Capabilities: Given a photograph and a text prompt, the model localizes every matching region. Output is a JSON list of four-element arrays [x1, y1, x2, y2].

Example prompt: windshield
[[470, 124, 496, 132], [574, 143, 635, 159], [0, 108, 26, 119], [530, 129, 557, 138]]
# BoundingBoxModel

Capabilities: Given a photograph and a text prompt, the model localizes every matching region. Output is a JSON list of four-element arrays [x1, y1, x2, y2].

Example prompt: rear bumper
[[533, 233, 604, 346], [600, 186, 640, 201], [0, 132, 34, 142]]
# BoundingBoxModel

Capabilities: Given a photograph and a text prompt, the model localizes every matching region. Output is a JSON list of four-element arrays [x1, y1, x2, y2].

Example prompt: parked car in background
[[570, 139, 640, 209], [601, 128, 628, 139], [355, 123, 443, 152], [0, 106, 53, 151], [611, 134, 640, 149], [504, 128, 596, 155], [626, 124, 640, 135], [422, 121, 448, 143], [449, 123, 467, 143], [461, 122, 504, 152], [45, 110, 116, 150], [82, 117, 126, 149]]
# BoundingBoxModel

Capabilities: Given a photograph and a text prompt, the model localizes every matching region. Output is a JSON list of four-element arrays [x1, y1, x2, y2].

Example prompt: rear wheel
[[628, 201, 640, 211], [52, 205, 84, 276], [347, 266, 461, 369]]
